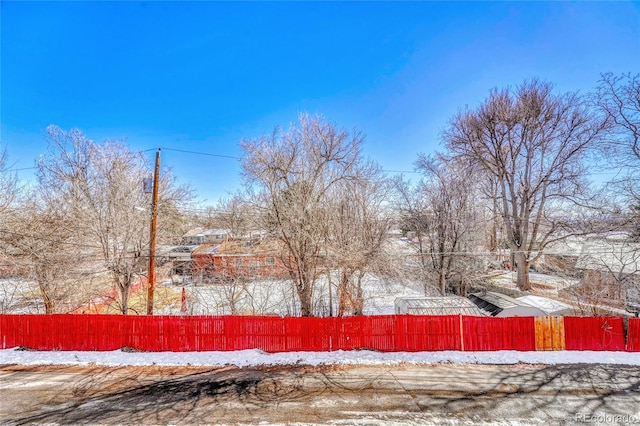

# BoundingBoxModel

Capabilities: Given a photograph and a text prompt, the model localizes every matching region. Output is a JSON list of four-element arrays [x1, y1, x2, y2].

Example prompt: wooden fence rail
[[0, 314, 637, 352]]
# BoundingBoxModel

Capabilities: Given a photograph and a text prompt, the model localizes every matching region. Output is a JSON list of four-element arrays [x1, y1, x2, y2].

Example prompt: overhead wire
[[158, 147, 239, 160]]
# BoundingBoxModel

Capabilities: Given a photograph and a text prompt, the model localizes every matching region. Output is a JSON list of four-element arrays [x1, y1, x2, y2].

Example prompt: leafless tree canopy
[[597, 73, 640, 165], [0, 147, 18, 218], [34, 126, 192, 314], [241, 114, 386, 316], [324, 165, 390, 315], [444, 80, 605, 291], [1, 195, 101, 313], [208, 194, 252, 239], [395, 156, 484, 296], [596, 73, 640, 238]]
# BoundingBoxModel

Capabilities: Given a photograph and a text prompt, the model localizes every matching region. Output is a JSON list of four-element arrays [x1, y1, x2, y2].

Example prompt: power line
[[160, 147, 239, 160], [0, 229, 102, 249], [383, 170, 420, 174], [4, 166, 37, 172]]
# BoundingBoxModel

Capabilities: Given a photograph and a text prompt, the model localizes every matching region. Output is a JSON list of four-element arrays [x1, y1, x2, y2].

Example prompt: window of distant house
[[265, 257, 275, 266], [248, 260, 261, 276]]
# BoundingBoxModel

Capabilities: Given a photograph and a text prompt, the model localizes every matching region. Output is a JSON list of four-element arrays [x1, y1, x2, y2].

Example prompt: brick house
[[191, 239, 289, 282]]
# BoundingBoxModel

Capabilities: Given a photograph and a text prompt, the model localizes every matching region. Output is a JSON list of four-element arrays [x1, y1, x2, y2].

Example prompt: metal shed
[[394, 296, 487, 316], [468, 291, 547, 317]]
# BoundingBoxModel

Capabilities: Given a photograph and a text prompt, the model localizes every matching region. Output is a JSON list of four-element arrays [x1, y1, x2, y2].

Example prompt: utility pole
[[146, 149, 161, 315]]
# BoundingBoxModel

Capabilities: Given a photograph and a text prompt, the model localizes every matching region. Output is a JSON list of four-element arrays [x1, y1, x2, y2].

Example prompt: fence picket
[[627, 319, 640, 352]]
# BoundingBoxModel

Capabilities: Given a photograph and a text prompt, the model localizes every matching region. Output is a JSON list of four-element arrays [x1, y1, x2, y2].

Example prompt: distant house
[[575, 237, 640, 277], [394, 296, 486, 316], [535, 237, 585, 273], [574, 237, 640, 310], [191, 239, 289, 282], [468, 291, 548, 317], [162, 245, 197, 276], [182, 228, 231, 245]]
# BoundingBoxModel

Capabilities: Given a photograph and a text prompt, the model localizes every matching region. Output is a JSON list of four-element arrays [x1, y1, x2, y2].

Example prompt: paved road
[[1, 363, 639, 425]]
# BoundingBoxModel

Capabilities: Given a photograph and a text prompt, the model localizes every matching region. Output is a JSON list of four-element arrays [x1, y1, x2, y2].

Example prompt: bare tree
[[156, 168, 195, 245], [482, 175, 504, 254], [420, 156, 485, 295], [241, 113, 369, 316], [597, 73, 640, 165], [0, 146, 18, 218], [596, 73, 640, 238], [394, 157, 483, 295], [1, 194, 101, 313], [572, 238, 640, 315], [0, 146, 24, 312], [36, 126, 192, 314], [211, 194, 252, 239], [393, 177, 433, 291], [444, 79, 605, 291], [324, 167, 390, 315]]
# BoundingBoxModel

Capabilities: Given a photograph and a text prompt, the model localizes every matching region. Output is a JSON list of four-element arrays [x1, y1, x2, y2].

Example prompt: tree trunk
[[299, 289, 313, 317], [490, 194, 499, 252], [120, 286, 130, 315], [40, 284, 55, 314], [438, 265, 446, 296], [328, 275, 333, 317], [116, 275, 131, 315], [515, 252, 531, 291], [297, 276, 313, 317], [337, 271, 348, 317], [353, 273, 365, 315], [36, 266, 55, 314], [338, 281, 347, 317]]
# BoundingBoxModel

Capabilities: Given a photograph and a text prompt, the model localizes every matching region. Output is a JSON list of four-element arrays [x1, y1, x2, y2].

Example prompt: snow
[[181, 274, 425, 317], [2, 348, 640, 368], [0, 278, 45, 314], [517, 294, 573, 315]]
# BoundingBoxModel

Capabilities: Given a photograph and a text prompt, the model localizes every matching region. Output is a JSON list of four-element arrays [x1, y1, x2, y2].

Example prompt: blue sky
[[2, 1, 639, 204]]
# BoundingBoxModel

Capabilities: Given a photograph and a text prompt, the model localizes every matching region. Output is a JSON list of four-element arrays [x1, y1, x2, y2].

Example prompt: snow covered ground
[[2, 347, 639, 367], [178, 274, 426, 317], [486, 271, 578, 295]]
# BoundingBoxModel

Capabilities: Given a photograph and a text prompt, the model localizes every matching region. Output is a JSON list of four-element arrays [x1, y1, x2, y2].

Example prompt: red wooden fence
[[462, 316, 535, 351], [0, 314, 637, 352], [626, 318, 640, 352], [563, 316, 626, 351]]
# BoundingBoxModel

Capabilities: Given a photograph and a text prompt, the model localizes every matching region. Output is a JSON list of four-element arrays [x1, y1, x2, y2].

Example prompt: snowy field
[[2, 347, 640, 367]]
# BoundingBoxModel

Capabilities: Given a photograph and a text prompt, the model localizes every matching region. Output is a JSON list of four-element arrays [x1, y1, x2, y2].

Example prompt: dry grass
[[98, 286, 182, 315]]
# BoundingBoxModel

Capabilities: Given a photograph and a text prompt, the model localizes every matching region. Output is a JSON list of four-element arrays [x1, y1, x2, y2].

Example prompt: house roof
[[161, 245, 198, 260], [191, 239, 283, 257], [183, 228, 231, 238], [191, 244, 220, 255], [541, 237, 585, 256], [575, 238, 640, 275]]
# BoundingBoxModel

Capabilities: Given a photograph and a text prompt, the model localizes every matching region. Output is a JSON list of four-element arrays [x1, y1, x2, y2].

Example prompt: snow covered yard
[[172, 274, 426, 317], [486, 271, 578, 296], [2, 347, 640, 368]]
